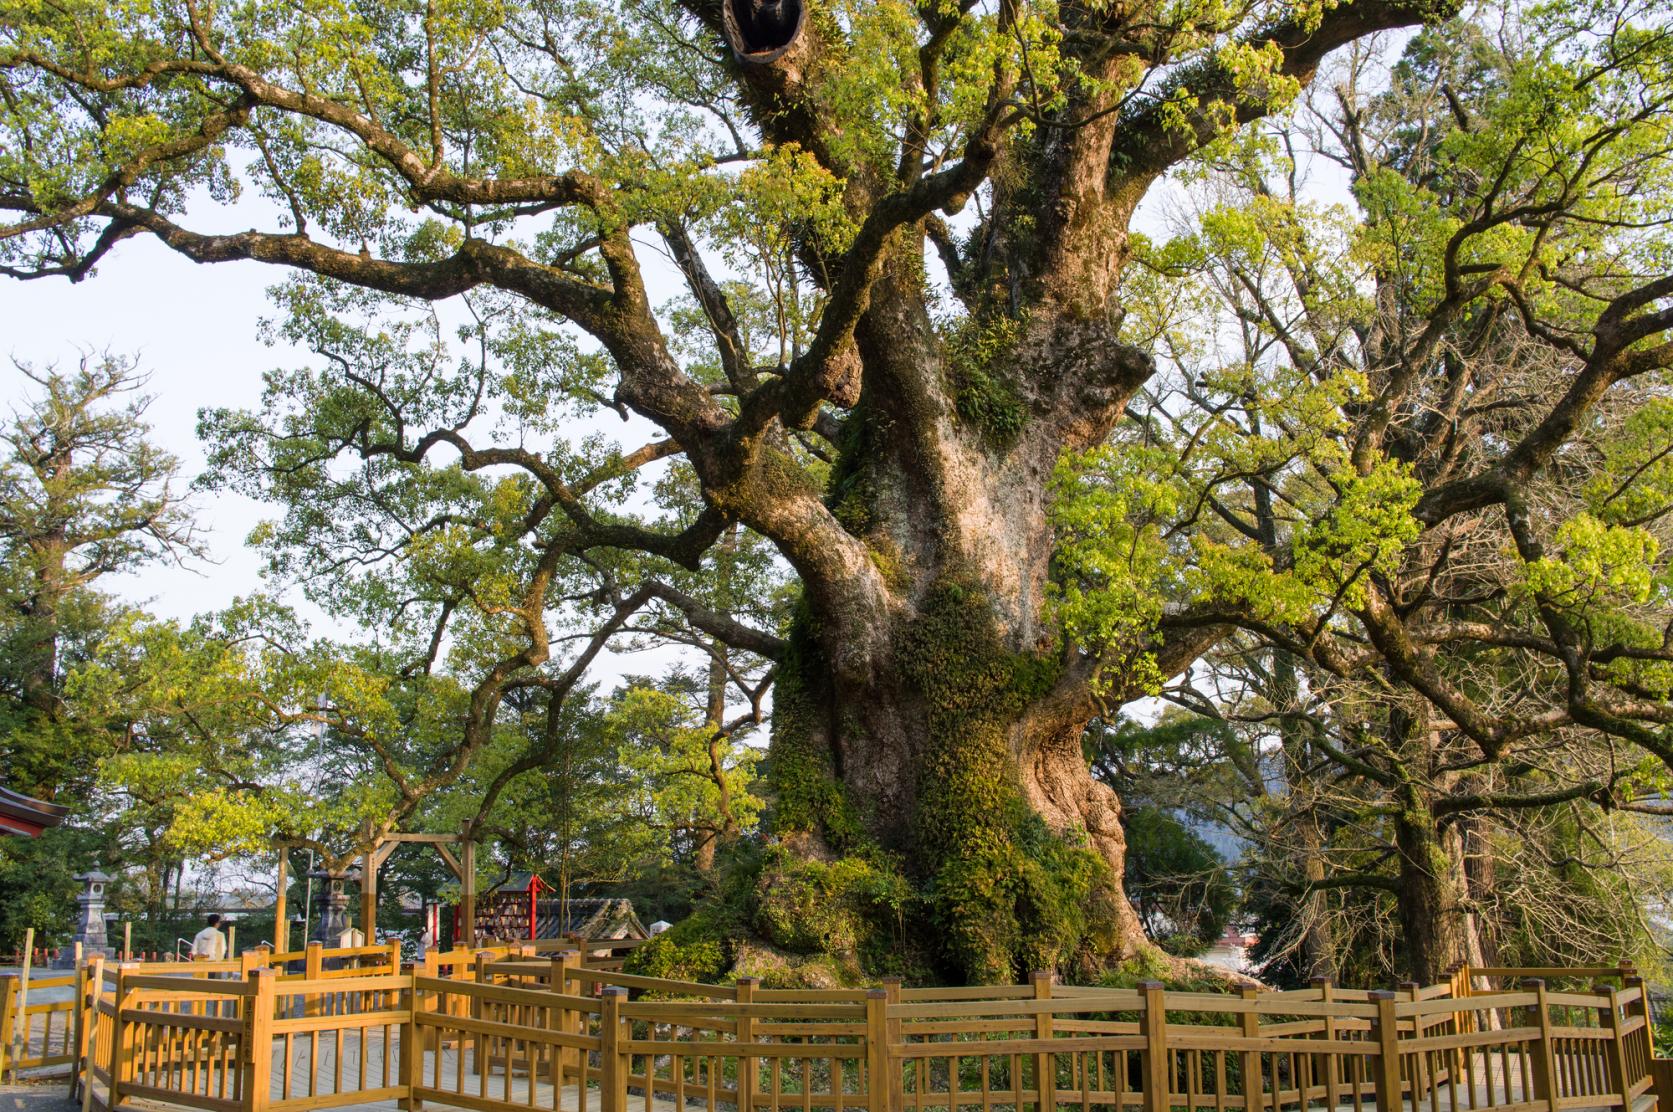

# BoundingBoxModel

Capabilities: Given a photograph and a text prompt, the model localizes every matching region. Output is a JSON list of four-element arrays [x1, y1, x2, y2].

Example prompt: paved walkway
[[80, 1036, 677, 1112], [0, 1084, 76, 1112], [17, 1032, 1656, 1112], [7, 1076, 1658, 1112]]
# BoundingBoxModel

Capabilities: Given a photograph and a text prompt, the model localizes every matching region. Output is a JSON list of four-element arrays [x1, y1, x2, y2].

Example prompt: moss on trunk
[[765, 611, 865, 848], [628, 578, 1133, 987], [898, 579, 1117, 981], [669, 580, 1120, 986]]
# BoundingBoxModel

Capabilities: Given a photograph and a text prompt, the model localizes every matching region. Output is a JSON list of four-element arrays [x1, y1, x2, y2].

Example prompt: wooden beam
[[461, 836, 477, 949], [434, 844, 463, 878], [372, 840, 399, 870], [274, 849, 289, 954], [382, 833, 464, 844], [361, 847, 378, 943]]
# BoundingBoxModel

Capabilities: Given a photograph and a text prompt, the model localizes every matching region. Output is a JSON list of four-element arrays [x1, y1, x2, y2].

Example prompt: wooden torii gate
[[272, 822, 482, 951]]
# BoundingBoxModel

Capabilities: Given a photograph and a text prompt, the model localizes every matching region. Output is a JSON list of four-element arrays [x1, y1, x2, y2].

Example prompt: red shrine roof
[[0, 786, 69, 838]]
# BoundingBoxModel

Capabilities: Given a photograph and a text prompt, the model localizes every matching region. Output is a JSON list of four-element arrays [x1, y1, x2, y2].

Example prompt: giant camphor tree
[[5, 0, 1673, 982]]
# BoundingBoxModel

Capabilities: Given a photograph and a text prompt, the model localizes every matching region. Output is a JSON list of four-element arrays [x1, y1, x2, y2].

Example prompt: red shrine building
[[0, 785, 68, 838]]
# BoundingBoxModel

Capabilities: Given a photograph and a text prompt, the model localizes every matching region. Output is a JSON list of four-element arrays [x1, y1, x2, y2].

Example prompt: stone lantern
[[71, 870, 113, 959], [308, 869, 353, 945]]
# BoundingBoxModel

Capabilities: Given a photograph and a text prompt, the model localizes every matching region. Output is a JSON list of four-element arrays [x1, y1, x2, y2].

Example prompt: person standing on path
[[190, 914, 227, 961]]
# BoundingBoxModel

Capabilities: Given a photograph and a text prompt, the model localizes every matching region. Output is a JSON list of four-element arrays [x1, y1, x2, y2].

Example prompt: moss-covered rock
[[627, 908, 737, 983], [733, 940, 868, 988], [755, 852, 856, 953], [753, 843, 916, 956]]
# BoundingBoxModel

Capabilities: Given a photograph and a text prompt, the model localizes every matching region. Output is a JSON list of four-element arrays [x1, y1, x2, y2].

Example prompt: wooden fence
[[0, 966, 80, 1076], [0, 933, 638, 1083], [40, 957, 1658, 1112]]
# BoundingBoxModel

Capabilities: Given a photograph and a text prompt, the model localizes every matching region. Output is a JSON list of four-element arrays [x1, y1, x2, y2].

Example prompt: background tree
[[1063, 15, 1673, 982], [0, 354, 199, 796], [1120, 805, 1237, 958], [607, 673, 764, 874], [0, 354, 200, 953]]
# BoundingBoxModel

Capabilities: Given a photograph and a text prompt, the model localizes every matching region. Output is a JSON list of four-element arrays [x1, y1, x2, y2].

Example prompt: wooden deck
[[264, 1038, 663, 1112], [7, 1075, 1656, 1112]]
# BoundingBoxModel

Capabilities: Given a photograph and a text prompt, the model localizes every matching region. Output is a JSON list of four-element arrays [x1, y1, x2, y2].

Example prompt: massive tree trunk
[[1393, 805, 1472, 984], [767, 546, 1151, 981], [1388, 713, 1474, 985], [746, 236, 1167, 980]]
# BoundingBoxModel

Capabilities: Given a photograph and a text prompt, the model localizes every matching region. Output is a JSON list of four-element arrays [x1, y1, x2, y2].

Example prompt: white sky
[[3, 238, 298, 624]]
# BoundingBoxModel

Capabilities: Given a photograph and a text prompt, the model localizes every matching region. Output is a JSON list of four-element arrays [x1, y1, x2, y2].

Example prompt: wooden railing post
[[1440, 965, 1466, 1086], [538, 955, 565, 1095], [737, 977, 759, 1112], [599, 987, 629, 1112], [401, 971, 424, 1111], [107, 964, 135, 1112], [80, 967, 100, 1112], [1313, 978, 1339, 1112], [866, 989, 891, 1112], [67, 959, 85, 1099], [0, 973, 16, 1084], [474, 951, 492, 1084], [1626, 976, 1654, 1097], [1529, 980, 1560, 1112], [1400, 983, 1427, 1099], [1140, 982, 1167, 1112], [1442, 964, 1463, 1042], [70, 955, 102, 1101], [16, 928, 32, 1074], [304, 941, 323, 1020], [237, 949, 263, 1021], [1370, 990, 1401, 1112], [1602, 983, 1633, 1112], [550, 950, 581, 1085], [1241, 985, 1263, 1112], [881, 977, 904, 1112], [244, 968, 275, 1112], [447, 948, 470, 1025], [1034, 971, 1056, 1112]]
